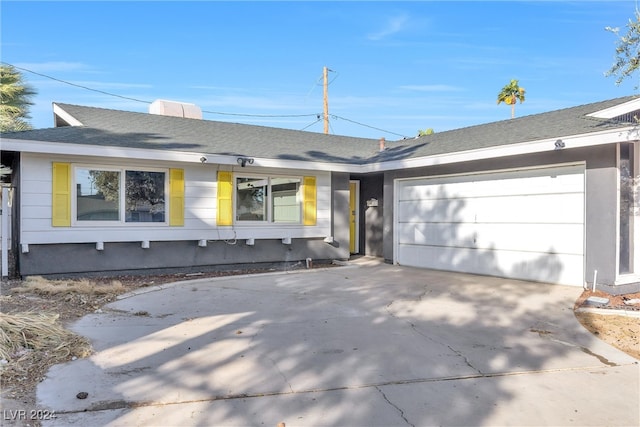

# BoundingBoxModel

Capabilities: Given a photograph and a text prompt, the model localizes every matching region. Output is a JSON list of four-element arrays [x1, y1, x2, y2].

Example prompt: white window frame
[[72, 164, 169, 227], [234, 174, 302, 225]]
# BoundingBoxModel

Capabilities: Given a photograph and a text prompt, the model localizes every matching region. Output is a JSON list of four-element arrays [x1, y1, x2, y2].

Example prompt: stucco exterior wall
[[383, 145, 619, 286], [584, 149, 618, 286]]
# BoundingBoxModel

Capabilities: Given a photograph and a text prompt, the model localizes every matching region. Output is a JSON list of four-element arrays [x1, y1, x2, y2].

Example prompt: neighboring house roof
[[2, 96, 638, 169]]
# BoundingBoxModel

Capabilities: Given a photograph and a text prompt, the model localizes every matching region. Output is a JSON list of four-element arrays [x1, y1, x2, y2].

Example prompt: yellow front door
[[349, 181, 357, 253]]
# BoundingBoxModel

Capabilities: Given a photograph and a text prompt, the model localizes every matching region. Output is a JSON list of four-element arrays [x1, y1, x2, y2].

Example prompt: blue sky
[[1, 1, 638, 139]]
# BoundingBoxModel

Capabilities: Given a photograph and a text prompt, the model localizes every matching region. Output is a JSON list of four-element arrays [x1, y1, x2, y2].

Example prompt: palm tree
[[0, 64, 37, 132], [497, 79, 526, 118]]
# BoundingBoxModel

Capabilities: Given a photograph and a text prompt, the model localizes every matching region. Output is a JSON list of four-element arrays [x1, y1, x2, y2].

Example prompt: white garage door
[[395, 164, 585, 286]]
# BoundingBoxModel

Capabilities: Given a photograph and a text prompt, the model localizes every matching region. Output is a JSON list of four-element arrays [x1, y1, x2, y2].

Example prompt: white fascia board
[[52, 103, 84, 126], [2, 138, 228, 164], [586, 98, 640, 119], [249, 157, 358, 172], [359, 126, 639, 173]]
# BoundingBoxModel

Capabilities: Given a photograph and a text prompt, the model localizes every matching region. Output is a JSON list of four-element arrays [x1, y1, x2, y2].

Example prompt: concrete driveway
[[38, 261, 639, 426]]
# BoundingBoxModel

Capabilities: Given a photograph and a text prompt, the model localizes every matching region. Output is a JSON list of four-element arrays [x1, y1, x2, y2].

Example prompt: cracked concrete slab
[[36, 263, 639, 426], [43, 387, 408, 427], [377, 365, 640, 427]]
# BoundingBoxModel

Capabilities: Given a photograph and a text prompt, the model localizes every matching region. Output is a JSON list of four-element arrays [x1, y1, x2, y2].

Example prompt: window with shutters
[[234, 175, 303, 223], [72, 166, 169, 225]]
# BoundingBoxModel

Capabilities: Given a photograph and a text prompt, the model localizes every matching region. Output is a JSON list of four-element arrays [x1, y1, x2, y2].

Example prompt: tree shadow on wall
[[397, 183, 565, 284], [278, 142, 428, 164]]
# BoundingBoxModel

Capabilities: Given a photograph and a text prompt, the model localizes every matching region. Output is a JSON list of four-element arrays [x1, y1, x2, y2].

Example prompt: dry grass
[[11, 275, 125, 296], [0, 311, 92, 361], [0, 276, 123, 402], [1, 276, 124, 377], [0, 311, 92, 396]]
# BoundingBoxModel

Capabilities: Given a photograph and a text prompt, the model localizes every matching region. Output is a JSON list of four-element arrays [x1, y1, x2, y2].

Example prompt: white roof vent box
[[149, 99, 202, 119]]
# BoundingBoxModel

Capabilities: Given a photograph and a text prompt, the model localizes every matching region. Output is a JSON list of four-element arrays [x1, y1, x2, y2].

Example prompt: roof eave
[[586, 97, 640, 119], [3, 124, 637, 174], [0, 137, 360, 172], [52, 103, 84, 127], [360, 125, 639, 173]]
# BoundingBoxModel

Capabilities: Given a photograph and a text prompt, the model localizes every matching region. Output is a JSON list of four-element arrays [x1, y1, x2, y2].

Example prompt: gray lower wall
[[19, 238, 347, 276], [19, 172, 352, 277], [383, 145, 620, 286]]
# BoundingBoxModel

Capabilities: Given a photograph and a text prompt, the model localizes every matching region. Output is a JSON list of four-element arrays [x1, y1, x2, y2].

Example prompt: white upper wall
[[20, 153, 332, 245]]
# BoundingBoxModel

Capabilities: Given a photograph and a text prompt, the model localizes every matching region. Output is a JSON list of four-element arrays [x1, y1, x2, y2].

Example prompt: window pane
[[125, 171, 166, 223], [76, 169, 120, 221], [272, 177, 301, 222], [236, 177, 267, 221]]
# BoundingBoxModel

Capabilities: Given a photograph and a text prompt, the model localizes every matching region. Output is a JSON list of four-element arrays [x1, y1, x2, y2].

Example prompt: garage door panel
[[472, 193, 584, 223], [397, 198, 465, 223], [399, 168, 584, 201], [397, 193, 584, 224], [397, 244, 583, 286], [397, 222, 583, 255], [395, 165, 585, 286]]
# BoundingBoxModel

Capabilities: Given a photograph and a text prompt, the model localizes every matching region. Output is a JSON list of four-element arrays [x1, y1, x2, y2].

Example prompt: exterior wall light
[[237, 157, 254, 167]]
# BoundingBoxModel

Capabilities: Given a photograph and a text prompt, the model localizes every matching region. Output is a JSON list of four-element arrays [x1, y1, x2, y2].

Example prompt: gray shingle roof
[[2, 96, 637, 165], [406, 95, 639, 159]]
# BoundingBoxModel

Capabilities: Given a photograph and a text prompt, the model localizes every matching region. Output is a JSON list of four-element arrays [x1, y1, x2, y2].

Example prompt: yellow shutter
[[169, 168, 185, 226], [302, 176, 317, 226], [52, 162, 71, 227], [217, 171, 233, 226]]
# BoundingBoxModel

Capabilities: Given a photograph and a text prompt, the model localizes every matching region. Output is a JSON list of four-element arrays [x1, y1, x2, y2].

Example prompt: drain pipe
[[592, 270, 598, 292]]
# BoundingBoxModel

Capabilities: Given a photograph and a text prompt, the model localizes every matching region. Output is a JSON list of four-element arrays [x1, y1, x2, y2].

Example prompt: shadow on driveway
[[38, 264, 639, 426]]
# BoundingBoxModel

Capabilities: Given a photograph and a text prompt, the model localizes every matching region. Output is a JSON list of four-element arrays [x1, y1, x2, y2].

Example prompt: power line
[[4, 62, 321, 119], [331, 115, 410, 139], [3, 61, 409, 138], [305, 68, 339, 99], [201, 109, 318, 118], [3, 62, 153, 104], [300, 117, 323, 131]]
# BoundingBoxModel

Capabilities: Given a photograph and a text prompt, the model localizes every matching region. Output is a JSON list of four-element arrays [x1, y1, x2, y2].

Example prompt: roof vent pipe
[[379, 137, 386, 152]]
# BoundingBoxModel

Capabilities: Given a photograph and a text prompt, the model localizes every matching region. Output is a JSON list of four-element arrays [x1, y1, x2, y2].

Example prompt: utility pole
[[323, 66, 329, 134]]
